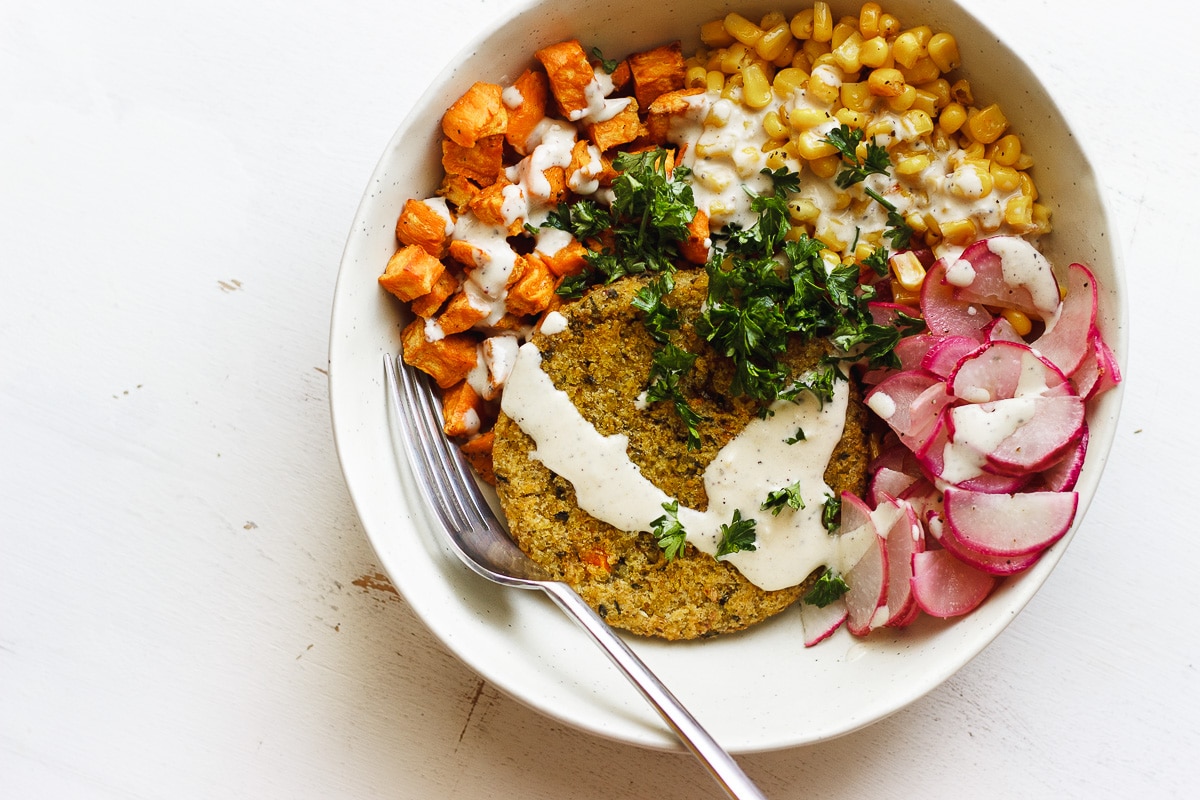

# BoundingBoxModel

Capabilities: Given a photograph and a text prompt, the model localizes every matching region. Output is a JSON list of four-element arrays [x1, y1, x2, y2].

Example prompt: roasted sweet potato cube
[[437, 290, 489, 335], [378, 244, 446, 302], [460, 431, 496, 485], [645, 87, 703, 144], [410, 269, 459, 318], [610, 60, 632, 92], [587, 98, 642, 152], [679, 209, 711, 265], [400, 318, 478, 388], [540, 236, 588, 277], [442, 82, 508, 148], [468, 177, 513, 228], [395, 198, 453, 257], [441, 134, 504, 187], [505, 255, 556, 317], [628, 42, 685, 108], [440, 380, 485, 438], [439, 172, 480, 209], [504, 69, 549, 155], [540, 165, 568, 206], [535, 39, 595, 121]]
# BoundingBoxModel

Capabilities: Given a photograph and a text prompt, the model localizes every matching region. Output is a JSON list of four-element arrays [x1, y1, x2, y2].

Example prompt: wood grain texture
[[1, 0, 1196, 797]]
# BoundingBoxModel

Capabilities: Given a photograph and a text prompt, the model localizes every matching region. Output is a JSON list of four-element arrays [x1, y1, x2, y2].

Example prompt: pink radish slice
[[921, 335, 984, 378], [985, 315, 1025, 343], [947, 395, 1086, 476], [930, 511, 1043, 575], [801, 596, 848, 647], [943, 488, 1078, 557], [1072, 327, 1122, 400], [895, 334, 940, 371], [880, 500, 924, 627], [911, 549, 997, 617], [947, 340, 1071, 404], [921, 257, 994, 339], [845, 533, 888, 636], [1032, 262, 1098, 377], [869, 300, 921, 327], [870, 467, 919, 506], [1036, 424, 1089, 492], [887, 597, 921, 628], [915, 410, 1030, 493], [949, 236, 1062, 319], [865, 370, 945, 446], [840, 490, 875, 537]]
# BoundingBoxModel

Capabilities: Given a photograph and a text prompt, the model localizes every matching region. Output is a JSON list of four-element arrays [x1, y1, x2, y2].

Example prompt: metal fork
[[384, 354, 768, 800]]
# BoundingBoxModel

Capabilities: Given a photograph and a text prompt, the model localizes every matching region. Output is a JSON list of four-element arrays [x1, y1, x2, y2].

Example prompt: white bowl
[[329, 0, 1126, 751]]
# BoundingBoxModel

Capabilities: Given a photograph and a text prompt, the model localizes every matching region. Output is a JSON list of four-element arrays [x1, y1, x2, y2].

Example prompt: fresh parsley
[[803, 571, 850, 607], [715, 509, 758, 557], [644, 342, 706, 450], [785, 427, 806, 444], [651, 499, 688, 560], [824, 125, 891, 189], [821, 493, 841, 533], [762, 481, 805, 515], [630, 271, 680, 343], [590, 46, 618, 74]]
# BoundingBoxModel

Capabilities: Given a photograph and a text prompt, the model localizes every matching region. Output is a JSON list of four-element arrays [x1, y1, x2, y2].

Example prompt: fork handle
[[540, 582, 769, 800]]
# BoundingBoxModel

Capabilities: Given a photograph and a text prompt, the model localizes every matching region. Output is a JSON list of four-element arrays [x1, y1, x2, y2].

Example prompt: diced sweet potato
[[378, 244, 446, 302], [540, 165, 568, 206], [437, 290, 489, 335], [400, 318, 478, 388], [395, 198, 453, 257], [644, 87, 704, 144], [540, 236, 588, 277], [468, 176, 514, 228], [628, 42, 685, 109], [679, 209, 711, 265], [410, 269, 459, 318], [440, 380, 485, 438], [441, 134, 504, 186], [587, 98, 642, 152], [439, 172, 480, 209], [535, 39, 595, 121], [460, 430, 496, 485], [504, 69, 549, 155], [505, 255, 556, 317], [610, 60, 632, 92], [442, 82, 508, 148]]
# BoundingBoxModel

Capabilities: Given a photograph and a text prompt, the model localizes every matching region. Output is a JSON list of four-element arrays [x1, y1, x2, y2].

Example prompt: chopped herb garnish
[[631, 271, 680, 343], [821, 493, 841, 533], [651, 499, 688, 560], [590, 46, 618, 74], [803, 571, 850, 607], [762, 481, 806, 515], [644, 342, 706, 450], [716, 509, 758, 557], [785, 427, 806, 444], [824, 124, 891, 189]]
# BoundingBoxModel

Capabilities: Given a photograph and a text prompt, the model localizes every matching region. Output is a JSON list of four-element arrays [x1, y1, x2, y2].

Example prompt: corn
[[903, 108, 934, 137], [840, 81, 875, 112], [763, 110, 788, 140], [1014, 151, 1035, 170], [756, 22, 794, 61], [816, 223, 847, 253], [807, 68, 841, 104], [787, 197, 820, 223], [966, 103, 1008, 144], [962, 140, 986, 160], [990, 163, 1020, 193], [904, 212, 928, 233], [892, 281, 921, 306], [911, 87, 939, 115], [885, 84, 917, 111], [1004, 195, 1032, 226], [719, 42, 748, 74], [895, 152, 931, 175], [808, 153, 842, 179], [765, 147, 791, 170], [940, 217, 977, 246], [901, 57, 940, 85], [1032, 202, 1052, 233], [813, 2, 834, 43], [835, 107, 870, 128], [927, 32, 961, 73], [865, 118, 895, 139], [890, 250, 926, 291], [832, 20, 858, 49], [761, 10, 788, 29], [774, 67, 810, 97], [741, 61, 773, 108], [868, 67, 906, 97], [803, 37, 832, 62], [920, 78, 952, 109], [784, 224, 812, 242], [795, 129, 838, 159], [950, 78, 974, 105], [772, 38, 799, 68], [989, 134, 1021, 167], [685, 64, 708, 89], [859, 36, 891, 68], [725, 12, 763, 46], [700, 19, 736, 47], [859, 2, 883, 38], [832, 31, 864, 72], [789, 106, 831, 129], [790, 8, 815, 39], [948, 162, 993, 198], [1001, 308, 1033, 337], [892, 30, 926, 69], [706, 69, 726, 93], [854, 240, 878, 263], [879, 12, 902, 37]]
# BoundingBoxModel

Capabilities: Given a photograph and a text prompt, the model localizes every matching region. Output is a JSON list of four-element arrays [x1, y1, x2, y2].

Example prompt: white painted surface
[[0, 1, 1195, 797]]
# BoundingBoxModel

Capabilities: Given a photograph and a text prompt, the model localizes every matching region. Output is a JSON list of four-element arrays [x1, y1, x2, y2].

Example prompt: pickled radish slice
[[845, 533, 888, 636], [943, 488, 1078, 557], [910, 549, 997, 617], [921, 257, 993, 339], [800, 597, 847, 647], [1033, 262, 1098, 377], [949, 236, 1062, 318], [947, 340, 1071, 404]]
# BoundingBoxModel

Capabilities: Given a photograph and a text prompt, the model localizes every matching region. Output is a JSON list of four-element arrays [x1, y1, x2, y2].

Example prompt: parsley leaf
[[651, 500, 688, 560], [824, 124, 891, 189], [762, 481, 805, 515], [631, 271, 680, 343], [803, 571, 849, 607], [821, 493, 841, 533], [590, 46, 618, 74], [715, 509, 758, 557], [644, 343, 706, 450], [785, 427, 806, 444]]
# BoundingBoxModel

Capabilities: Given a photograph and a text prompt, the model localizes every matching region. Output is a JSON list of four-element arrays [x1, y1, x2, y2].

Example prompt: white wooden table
[[2, 1, 1196, 797]]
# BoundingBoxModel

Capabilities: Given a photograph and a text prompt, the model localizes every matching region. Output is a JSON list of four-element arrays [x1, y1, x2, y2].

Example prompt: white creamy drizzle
[[501, 84, 524, 109], [422, 196, 455, 236], [570, 66, 633, 123], [501, 343, 852, 591], [538, 310, 568, 335], [988, 236, 1060, 314]]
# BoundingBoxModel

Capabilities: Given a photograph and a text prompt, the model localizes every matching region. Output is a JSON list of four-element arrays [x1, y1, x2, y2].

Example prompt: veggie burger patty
[[492, 269, 869, 640]]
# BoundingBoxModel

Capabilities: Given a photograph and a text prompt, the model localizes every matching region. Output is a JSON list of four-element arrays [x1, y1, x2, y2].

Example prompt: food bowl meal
[[329, 0, 1126, 751]]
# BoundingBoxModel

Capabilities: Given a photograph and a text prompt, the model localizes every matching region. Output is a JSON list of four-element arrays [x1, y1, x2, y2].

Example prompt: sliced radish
[[845, 532, 888, 636], [1032, 262, 1097, 377], [895, 334, 940, 371], [800, 596, 847, 647], [870, 467, 918, 507], [921, 257, 994, 339], [1071, 327, 1122, 400], [921, 335, 983, 378], [911, 549, 997, 617], [943, 488, 1078, 557], [949, 236, 1062, 319], [1035, 424, 1089, 492], [880, 500, 924, 628], [915, 410, 1030, 493], [868, 300, 921, 327], [947, 395, 1086, 476], [865, 370, 945, 447], [947, 340, 1071, 404], [984, 315, 1025, 343], [839, 490, 875, 538], [929, 510, 1043, 575]]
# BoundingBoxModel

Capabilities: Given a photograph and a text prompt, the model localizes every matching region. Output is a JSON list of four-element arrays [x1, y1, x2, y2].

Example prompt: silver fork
[[384, 354, 768, 800]]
